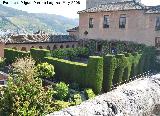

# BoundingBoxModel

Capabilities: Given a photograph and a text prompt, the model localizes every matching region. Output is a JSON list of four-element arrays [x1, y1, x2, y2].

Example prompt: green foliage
[[30, 48, 51, 63], [4, 48, 30, 64], [0, 57, 5, 70], [86, 56, 103, 94], [113, 54, 127, 86], [50, 100, 70, 112], [0, 58, 53, 116], [51, 47, 89, 60], [53, 82, 69, 100], [44, 56, 103, 94], [84, 88, 95, 100], [103, 55, 117, 92], [36, 62, 55, 78], [71, 94, 82, 105]]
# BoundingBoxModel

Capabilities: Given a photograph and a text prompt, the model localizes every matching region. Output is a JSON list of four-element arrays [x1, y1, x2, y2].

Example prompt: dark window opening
[[53, 45, 57, 50], [119, 15, 126, 29], [60, 45, 63, 49], [66, 45, 70, 48], [97, 44, 102, 52], [39, 46, 43, 49], [103, 15, 109, 28], [21, 47, 27, 51], [89, 18, 94, 28], [155, 17, 160, 31], [47, 46, 50, 50]]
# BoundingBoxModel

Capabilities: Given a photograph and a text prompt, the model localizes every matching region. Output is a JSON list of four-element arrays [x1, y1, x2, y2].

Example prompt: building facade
[[76, 1, 160, 46]]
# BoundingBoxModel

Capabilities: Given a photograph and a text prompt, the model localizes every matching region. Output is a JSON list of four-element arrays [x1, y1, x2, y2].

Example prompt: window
[[119, 15, 126, 28], [155, 17, 160, 31], [89, 18, 93, 28], [103, 15, 109, 28]]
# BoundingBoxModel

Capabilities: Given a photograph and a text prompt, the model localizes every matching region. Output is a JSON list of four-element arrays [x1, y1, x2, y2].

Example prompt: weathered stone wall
[[0, 42, 5, 57], [79, 10, 160, 46], [48, 74, 160, 116]]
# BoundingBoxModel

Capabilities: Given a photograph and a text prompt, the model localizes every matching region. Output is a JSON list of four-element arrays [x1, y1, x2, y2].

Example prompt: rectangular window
[[155, 17, 160, 31], [119, 15, 126, 29], [103, 15, 109, 28], [89, 18, 93, 28]]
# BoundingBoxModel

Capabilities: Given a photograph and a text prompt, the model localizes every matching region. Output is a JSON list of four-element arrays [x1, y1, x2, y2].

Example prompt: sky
[[0, 0, 160, 19]]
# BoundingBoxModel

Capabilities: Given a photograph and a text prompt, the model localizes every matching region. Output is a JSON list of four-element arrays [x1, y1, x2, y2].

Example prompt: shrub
[[113, 54, 127, 86], [4, 48, 30, 64], [50, 100, 70, 111], [70, 93, 82, 105], [84, 88, 95, 99], [30, 48, 51, 63], [36, 62, 55, 79], [86, 56, 103, 94], [51, 47, 89, 60], [0, 57, 53, 116], [0, 57, 5, 70], [103, 55, 117, 92], [53, 82, 69, 100]]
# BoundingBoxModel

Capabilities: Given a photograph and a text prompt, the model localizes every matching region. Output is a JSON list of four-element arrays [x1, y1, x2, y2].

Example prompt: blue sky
[[0, 0, 160, 19]]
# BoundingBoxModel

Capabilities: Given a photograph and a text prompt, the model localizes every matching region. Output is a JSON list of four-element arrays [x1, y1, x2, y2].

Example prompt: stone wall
[[79, 10, 160, 46], [0, 42, 5, 57], [48, 74, 160, 116]]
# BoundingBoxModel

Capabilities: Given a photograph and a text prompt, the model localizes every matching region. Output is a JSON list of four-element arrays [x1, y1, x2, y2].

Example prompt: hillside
[[0, 4, 78, 35]]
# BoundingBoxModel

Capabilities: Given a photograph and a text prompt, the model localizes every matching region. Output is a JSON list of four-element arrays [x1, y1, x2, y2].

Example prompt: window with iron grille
[[119, 15, 126, 29], [89, 18, 93, 28], [155, 17, 160, 31], [103, 15, 109, 28]]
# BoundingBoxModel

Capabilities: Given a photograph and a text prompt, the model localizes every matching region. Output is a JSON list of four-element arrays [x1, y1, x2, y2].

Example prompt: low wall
[[48, 74, 160, 116]]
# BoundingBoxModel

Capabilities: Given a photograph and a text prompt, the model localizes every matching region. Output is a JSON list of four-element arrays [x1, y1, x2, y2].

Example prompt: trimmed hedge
[[4, 48, 30, 64], [51, 47, 89, 60], [86, 56, 103, 94], [103, 55, 117, 92], [44, 56, 103, 94], [30, 48, 51, 63]]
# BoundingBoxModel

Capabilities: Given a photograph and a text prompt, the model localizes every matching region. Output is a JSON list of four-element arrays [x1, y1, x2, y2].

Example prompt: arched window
[[39, 46, 43, 49], [60, 45, 63, 49], [66, 45, 70, 48], [53, 45, 57, 50], [47, 46, 50, 50], [72, 45, 75, 48], [21, 47, 27, 51]]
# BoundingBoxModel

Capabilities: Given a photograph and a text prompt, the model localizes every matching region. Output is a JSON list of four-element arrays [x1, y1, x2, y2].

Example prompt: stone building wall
[[79, 10, 160, 46], [0, 42, 5, 57]]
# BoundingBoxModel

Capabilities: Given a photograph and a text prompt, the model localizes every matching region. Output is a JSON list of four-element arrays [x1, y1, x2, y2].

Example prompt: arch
[[53, 45, 57, 50], [39, 46, 43, 49], [21, 47, 27, 51], [66, 45, 70, 48], [72, 44, 75, 48], [31, 46, 34, 48], [60, 45, 63, 49], [12, 47, 17, 50], [47, 45, 50, 50]]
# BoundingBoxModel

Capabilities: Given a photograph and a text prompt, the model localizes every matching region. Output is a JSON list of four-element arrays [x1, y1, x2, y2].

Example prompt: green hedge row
[[30, 48, 51, 63], [44, 56, 103, 94], [4, 48, 30, 64], [102, 52, 153, 92], [51, 47, 89, 60]]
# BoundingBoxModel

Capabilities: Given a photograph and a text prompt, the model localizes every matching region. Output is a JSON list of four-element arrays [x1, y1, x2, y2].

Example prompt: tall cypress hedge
[[86, 56, 103, 94], [103, 55, 117, 92], [123, 53, 132, 82], [113, 54, 127, 86]]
